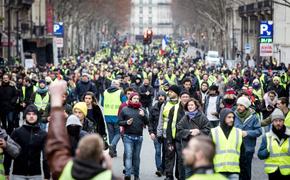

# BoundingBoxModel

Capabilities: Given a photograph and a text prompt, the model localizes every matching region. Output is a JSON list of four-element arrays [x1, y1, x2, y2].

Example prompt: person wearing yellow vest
[[30, 79, 50, 130], [0, 127, 21, 180], [252, 79, 264, 102], [277, 97, 290, 129], [183, 136, 227, 180], [46, 80, 119, 180], [157, 85, 180, 180], [211, 108, 243, 180], [166, 91, 190, 180], [258, 108, 290, 180], [20, 77, 37, 110], [102, 80, 126, 158], [165, 70, 177, 86]]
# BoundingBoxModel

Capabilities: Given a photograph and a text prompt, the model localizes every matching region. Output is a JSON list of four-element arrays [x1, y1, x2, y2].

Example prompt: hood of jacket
[[107, 86, 119, 93], [219, 108, 235, 138], [72, 158, 107, 180]]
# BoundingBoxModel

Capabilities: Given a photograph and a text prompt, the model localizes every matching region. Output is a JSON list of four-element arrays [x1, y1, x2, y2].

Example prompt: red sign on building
[[46, 0, 54, 35]]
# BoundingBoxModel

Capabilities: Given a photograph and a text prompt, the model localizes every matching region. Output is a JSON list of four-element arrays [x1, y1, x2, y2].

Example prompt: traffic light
[[143, 29, 153, 45]]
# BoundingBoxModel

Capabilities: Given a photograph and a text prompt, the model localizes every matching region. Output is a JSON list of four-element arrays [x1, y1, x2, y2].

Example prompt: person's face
[[277, 100, 286, 109], [183, 139, 197, 166], [2, 75, 9, 83], [225, 113, 235, 127], [209, 90, 216, 96], [203, 75, 208, 81], [84, 95, 93, 105], [131, 95, 139, 103], [82, 75, 89, 82], [269, 93, 275, 101], [39, 82, 46, 89], [201, 84, 208, 92], [180, 94, 190, 105], [62, 94, 67, 102], [168, 90, 177, 99], [26, 112, 38, 124], [187, 101, 197, 112], [158, 95, 166, 103], [273, 79, 279, 85], [144, 79, 149, 86], [183, 82, 191, 90], [126, 91, 133, 100], [73, 108, 85, 122], [272, 119, 284, 130], [236, 104, 246, 113], [136, 79, 141, 84]]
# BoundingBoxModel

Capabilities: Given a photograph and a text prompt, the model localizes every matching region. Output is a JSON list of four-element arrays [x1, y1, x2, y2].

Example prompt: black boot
[[124, 176, 131, 180], [109, 145, 117, 157]]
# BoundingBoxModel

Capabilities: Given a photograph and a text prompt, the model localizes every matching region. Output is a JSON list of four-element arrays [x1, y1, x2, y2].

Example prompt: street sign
[[54, 22, 64, 37], [54, 37, 63, 48], [245, 43, 251, 54], [260, 21, 273, 38], [260, 43, 273, 57], [260, 38, 273, 43]]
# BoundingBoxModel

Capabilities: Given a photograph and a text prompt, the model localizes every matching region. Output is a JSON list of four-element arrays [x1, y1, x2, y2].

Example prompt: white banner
[[260, 43, 273, 57]]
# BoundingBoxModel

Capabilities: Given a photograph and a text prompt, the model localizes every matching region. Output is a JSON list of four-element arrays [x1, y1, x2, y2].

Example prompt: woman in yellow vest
[[211, 108, 243, 180], [258, 108, 290, 180]]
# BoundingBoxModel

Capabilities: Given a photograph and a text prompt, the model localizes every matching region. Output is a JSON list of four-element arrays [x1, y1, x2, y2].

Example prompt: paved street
[[112, 129, 268, 180]]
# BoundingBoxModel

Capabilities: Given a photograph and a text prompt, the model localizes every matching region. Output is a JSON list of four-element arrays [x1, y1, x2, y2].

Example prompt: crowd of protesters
[[0, 40, 289, 180]]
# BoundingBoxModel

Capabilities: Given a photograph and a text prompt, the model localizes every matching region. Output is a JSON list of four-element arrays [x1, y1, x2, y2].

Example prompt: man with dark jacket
[[75, 73, 98, 101], [4, 105, 50, 179], [204, 85, 223, 128], [139, 78, 154, 109], [148, 91, 167, 177], [166, 91, 190, 180], [0, 74, 19, 134], [267, 76, 287, 98]]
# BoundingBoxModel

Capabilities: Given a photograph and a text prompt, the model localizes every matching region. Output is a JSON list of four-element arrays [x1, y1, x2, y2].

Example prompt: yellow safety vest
[[165, 74, 176, 85], [187, 173, 227, 180], [211, 126, 242, 173], [162, 101, 178, 131], [34, 93, 49, 111], [60, 160, 112, 180], [103, 90, 122, 116], [22, 86, 37, 99], [0, 153, 4, 180], [285, 111, 290, 129], [252, 88, 263, 101], [264, 133, 290, 175], [172, 104, 179, 139]]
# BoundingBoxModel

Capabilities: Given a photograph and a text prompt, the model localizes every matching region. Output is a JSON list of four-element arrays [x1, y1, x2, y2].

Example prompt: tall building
[[130, 0, 173, 38]]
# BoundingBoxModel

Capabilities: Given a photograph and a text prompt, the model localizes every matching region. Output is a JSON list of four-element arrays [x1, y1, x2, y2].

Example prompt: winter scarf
[[236, 109, 252, 123], [128, 101, 142, 109]]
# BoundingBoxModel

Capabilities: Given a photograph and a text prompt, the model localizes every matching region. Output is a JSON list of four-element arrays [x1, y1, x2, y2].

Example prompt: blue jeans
[[106, 122, 120, 148], [153, 138, 162, 171], [123, 134, 143, 177]]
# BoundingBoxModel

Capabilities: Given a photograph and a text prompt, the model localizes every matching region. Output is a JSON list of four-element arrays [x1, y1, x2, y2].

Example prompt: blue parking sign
[[54, 22, 64, 37], [260, 21, 273, 38]]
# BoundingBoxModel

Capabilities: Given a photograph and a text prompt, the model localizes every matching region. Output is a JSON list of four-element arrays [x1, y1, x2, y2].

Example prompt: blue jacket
[[234, 111, 262, 153]]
